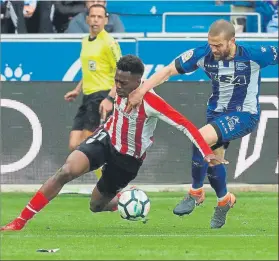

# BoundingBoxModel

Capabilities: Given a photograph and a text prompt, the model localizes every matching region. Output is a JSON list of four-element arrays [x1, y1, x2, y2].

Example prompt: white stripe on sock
[[191, 187, 203, 192], [26, 204, 38, 214], [218, 192, 229, 202]]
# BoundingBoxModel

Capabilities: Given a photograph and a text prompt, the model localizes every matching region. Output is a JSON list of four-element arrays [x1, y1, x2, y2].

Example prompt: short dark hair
[[87, 4, 108, 17], [209, 19, 235, 40], [117, 55, 145, 76]]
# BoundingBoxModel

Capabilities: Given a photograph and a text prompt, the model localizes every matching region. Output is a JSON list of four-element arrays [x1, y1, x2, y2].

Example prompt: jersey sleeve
[[107, 40, 122, 69], [174, 44, 210, 74], [247, 45, 278, 68], [143, 92, 213, 157]]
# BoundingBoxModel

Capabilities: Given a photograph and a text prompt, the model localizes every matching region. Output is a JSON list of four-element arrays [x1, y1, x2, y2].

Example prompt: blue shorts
[[206, 110, 260, 147]]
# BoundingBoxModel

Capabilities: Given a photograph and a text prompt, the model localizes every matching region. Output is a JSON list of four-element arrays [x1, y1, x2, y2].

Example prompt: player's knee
[[56, 163, 76, 184], [89, 201, 103, 213], [68, 142, 78, 152], [199, 125, 218, 147], [209, 147, 226, 167]]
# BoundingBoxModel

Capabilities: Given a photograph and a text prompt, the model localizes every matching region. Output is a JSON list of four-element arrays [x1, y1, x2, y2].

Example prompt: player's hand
[[204, 154, 229, 165], [126, 88, 145, 113], [64, 90, 79, 102], [23, 6, 36, 18], [99, 98, 114, 124]]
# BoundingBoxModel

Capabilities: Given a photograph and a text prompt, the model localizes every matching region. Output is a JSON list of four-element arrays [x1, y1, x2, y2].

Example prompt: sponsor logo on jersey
[[205, 63, 218, 69]]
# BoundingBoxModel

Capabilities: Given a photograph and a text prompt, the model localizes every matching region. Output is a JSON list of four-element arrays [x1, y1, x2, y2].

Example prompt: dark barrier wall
[[1, 82, 278, 184]]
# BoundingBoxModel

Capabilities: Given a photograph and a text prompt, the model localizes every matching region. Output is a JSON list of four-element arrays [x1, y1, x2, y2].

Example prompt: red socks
[[19, 191, 49, 221]]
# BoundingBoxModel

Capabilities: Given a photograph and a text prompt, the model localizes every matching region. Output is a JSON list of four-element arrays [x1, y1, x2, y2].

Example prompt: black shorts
[[72, 90, 110, 131], [76, 129, 143, 196]]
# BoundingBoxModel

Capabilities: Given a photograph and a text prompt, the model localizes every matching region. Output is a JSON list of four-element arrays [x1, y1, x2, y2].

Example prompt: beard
[[213, 50, 232, 61]]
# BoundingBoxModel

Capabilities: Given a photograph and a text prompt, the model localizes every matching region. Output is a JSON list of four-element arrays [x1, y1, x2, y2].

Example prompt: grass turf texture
[[1, 192, 278, 260]]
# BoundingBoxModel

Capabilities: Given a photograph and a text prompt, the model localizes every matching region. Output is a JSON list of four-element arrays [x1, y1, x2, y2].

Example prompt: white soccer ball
[[118, 189, 150, 221]]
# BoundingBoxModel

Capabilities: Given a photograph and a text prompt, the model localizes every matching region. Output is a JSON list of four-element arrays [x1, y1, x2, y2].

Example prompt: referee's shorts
[[72, 90, 110, 131]]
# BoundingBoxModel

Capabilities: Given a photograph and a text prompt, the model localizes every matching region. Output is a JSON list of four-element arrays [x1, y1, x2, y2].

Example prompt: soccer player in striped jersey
[[1, 55, 225, 231], [64, 3, 121, 180], [127, 19, 278, 228]]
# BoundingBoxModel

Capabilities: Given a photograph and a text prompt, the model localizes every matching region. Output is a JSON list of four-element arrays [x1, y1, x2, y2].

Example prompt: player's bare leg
[[40, 151, 90, 200], [68, 128, 114, 208], [199, 124, 219, 145], [1, 151, 90, 231], [69, 129, 103, 179], [89, 186, 119, 213], [81, 129, 94, 141]]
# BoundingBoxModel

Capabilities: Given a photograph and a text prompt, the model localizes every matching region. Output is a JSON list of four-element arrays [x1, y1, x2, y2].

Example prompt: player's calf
[[1, 151, 90, 232], [89, 183, 118, 213]]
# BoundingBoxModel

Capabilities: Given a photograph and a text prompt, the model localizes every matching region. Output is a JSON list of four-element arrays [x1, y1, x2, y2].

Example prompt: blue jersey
[[175, 44, 278, 114]]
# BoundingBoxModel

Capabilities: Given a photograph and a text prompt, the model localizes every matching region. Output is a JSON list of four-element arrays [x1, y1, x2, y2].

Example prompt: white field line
[[1, 234, 277, 238], [1, 184, 278, 193]]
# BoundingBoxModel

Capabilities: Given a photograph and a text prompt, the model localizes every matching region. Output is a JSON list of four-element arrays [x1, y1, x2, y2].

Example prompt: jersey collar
[[88, 29, 106, 41]]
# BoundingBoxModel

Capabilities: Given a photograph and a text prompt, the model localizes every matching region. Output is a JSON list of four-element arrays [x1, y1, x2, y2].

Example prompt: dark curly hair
[[117, 55, 145, 76]]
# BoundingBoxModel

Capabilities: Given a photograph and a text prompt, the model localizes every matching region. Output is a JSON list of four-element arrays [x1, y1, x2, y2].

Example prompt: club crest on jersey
[[88, 60, 96, 71], [225, 116, 240, 131], [236, 62, 248, 71], [261, 47, 267, 52], [181, 50, 194, 63]]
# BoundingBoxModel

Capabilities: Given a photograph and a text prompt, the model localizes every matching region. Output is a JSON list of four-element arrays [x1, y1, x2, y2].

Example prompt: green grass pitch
[[1, 192, 278, 260]]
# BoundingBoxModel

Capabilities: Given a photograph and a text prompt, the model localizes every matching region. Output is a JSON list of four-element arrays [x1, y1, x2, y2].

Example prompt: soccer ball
[[118, 189, 150, 221]]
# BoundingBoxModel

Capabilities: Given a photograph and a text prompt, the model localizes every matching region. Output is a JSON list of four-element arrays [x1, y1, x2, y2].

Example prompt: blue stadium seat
[[107, 1, 232, 33], [107, 1, 229, 15], [119, 15, 162, 33], [165, 14, 230, 33]]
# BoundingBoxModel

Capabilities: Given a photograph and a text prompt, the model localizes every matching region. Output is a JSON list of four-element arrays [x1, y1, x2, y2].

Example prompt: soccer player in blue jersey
[[126, 19, 278, 228]]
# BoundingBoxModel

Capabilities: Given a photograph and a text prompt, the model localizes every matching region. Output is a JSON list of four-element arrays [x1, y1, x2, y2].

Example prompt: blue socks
[[191, 145, 228, 198], [191, 146, 208, 189], [207, 164, 227, 198]]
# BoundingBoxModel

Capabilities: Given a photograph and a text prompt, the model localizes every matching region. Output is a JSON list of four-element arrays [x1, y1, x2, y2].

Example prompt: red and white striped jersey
[[104, 91, 212, 159]]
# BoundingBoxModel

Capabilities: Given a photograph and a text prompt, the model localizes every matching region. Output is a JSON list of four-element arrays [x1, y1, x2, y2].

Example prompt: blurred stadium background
[[1, 0, 278, 191], [1, 1, 278, 260]]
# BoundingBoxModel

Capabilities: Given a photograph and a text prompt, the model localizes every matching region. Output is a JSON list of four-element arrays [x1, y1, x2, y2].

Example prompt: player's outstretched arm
[[143, 92, 227, 164], [142, 62, 179, 93], [126, 62, 179, 113]]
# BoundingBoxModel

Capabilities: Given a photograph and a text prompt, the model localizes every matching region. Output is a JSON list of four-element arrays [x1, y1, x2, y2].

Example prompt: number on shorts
[[94, 131, 107, 141], [86, 130, 107, 144]]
